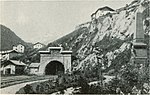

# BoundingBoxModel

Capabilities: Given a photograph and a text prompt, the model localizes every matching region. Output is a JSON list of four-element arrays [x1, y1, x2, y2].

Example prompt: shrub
[[23, 84, 36, 94]]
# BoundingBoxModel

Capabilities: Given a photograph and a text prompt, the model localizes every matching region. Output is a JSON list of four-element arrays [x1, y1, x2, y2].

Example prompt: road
[[0, 75, 114, 94], [0, 79, 49, 94], [89, 75, 115, 85]]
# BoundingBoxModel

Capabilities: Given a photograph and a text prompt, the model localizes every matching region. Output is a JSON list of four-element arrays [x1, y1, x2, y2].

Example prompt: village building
[[29, 47, 72, 75], [33, 42, 45, 49], [91, 6, 115, 19], [0, 60, 26, 75], [95, 6, 115, 18], [13, 44, 25, 53], [0, 50, 19, 61], [29, 63, 40, 75]]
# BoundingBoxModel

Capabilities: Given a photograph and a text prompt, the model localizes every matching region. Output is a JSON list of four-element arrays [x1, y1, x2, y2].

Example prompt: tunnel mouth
[[45, 61, 64, 75]]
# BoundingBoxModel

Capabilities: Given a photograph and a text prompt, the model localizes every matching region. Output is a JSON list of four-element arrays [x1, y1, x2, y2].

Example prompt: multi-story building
[[33, 42, 45, 49], [13, 44, 25, 53]]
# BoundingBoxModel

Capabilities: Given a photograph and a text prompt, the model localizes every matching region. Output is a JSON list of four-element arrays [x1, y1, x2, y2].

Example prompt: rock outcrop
[[48, 0, 150, 73]]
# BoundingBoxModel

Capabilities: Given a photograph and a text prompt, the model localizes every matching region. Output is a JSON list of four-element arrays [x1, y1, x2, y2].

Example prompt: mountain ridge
[[0, 24, 32, 51], [47, 0, 150, 73]]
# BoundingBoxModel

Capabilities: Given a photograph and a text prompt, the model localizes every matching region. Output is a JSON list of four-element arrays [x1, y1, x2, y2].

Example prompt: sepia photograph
[[0, 0, 150, 94]]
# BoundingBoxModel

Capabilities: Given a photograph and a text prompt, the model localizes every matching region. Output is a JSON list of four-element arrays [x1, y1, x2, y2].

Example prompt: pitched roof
[[1, 60, 26, 66], [34, 42, 45, 46], [96, 6, 115, 13], [10, 60, 26, 66], [29, 63, 40, 68], [13, 43, 25, 47], [0, 50, 18, 54]]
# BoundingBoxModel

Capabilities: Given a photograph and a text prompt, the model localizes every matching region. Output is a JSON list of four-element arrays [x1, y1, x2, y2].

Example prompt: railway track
[[1, 75, 57, 88]]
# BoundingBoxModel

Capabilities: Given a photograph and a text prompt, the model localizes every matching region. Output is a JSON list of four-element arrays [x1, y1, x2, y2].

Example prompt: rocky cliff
[[48, 0, 150, 73]]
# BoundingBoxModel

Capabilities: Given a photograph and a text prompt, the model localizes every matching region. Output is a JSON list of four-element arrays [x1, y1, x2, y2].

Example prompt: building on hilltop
[[13, 44, 25, 53], [33, 42, 45, 49], [91, 6, 115, 19]]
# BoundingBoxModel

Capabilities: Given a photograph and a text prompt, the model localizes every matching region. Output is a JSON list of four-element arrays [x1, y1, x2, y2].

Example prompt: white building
[[0, 60, 26, 75], [13, 44, 25, 53], [33, 42, 45, 49], [29, 63, 40, 75], [91, 6, 115, 19], [0, 53, 9, 60], [0, 50, 18, 61]]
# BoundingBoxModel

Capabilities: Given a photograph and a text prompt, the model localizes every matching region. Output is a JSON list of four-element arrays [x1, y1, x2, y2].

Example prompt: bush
[[78, 76, 89, 93], [23, 84, 36, 94]]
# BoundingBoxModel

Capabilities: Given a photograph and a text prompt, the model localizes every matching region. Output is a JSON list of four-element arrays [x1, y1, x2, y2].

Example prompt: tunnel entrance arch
[[45, 61, 64, 75], [30, 47, 72, 75]]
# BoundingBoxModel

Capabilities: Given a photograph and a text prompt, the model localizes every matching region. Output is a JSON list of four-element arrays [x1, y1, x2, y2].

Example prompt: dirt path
[[1, 75, 57, 88], [0, 79, 48, 94], [89, 75, 115, 85], [0, 75, 114, 94]]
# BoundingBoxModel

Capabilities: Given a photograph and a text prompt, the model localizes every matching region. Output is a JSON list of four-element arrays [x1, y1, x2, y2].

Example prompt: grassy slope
[[0, 24, 31, 51]]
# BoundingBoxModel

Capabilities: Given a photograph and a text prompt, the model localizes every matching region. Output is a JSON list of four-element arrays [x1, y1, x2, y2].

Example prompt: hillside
[[0, 24, 32, 51], [48, 0, 150, 73]]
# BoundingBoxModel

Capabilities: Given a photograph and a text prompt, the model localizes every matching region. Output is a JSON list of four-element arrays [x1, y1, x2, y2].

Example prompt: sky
[[0, 0, 131, 44]]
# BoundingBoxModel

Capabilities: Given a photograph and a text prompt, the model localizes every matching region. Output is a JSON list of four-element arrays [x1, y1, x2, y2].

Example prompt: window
[[35, 68, 39, 72]]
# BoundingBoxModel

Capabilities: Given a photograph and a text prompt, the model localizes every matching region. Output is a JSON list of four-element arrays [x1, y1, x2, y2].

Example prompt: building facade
[[13, 44, 25, 53], [91, 6, 115, 19], [29, 47, 72, 75], [33, 42, 45, 49], [0, 50, 19, 61], [29, 63, 40, 75], [0, 60, 26, 75]]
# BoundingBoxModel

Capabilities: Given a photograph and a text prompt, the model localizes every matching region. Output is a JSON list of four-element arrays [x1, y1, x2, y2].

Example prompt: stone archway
[[32, 47, 72, 75], [45, 61, 65, 75]]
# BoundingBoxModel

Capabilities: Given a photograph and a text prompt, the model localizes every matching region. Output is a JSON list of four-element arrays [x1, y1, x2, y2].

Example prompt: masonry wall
[[38, 53, 72, 75], [134, 48, 147, 58], [62, 54, 72, 73], [29, 68, 39, 74], [2, 64, 15, 75], [134, 12, 144, 42]]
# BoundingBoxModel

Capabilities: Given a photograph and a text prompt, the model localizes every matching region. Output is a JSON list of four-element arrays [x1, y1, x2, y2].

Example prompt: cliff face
[[49, 0, 150, 73]]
